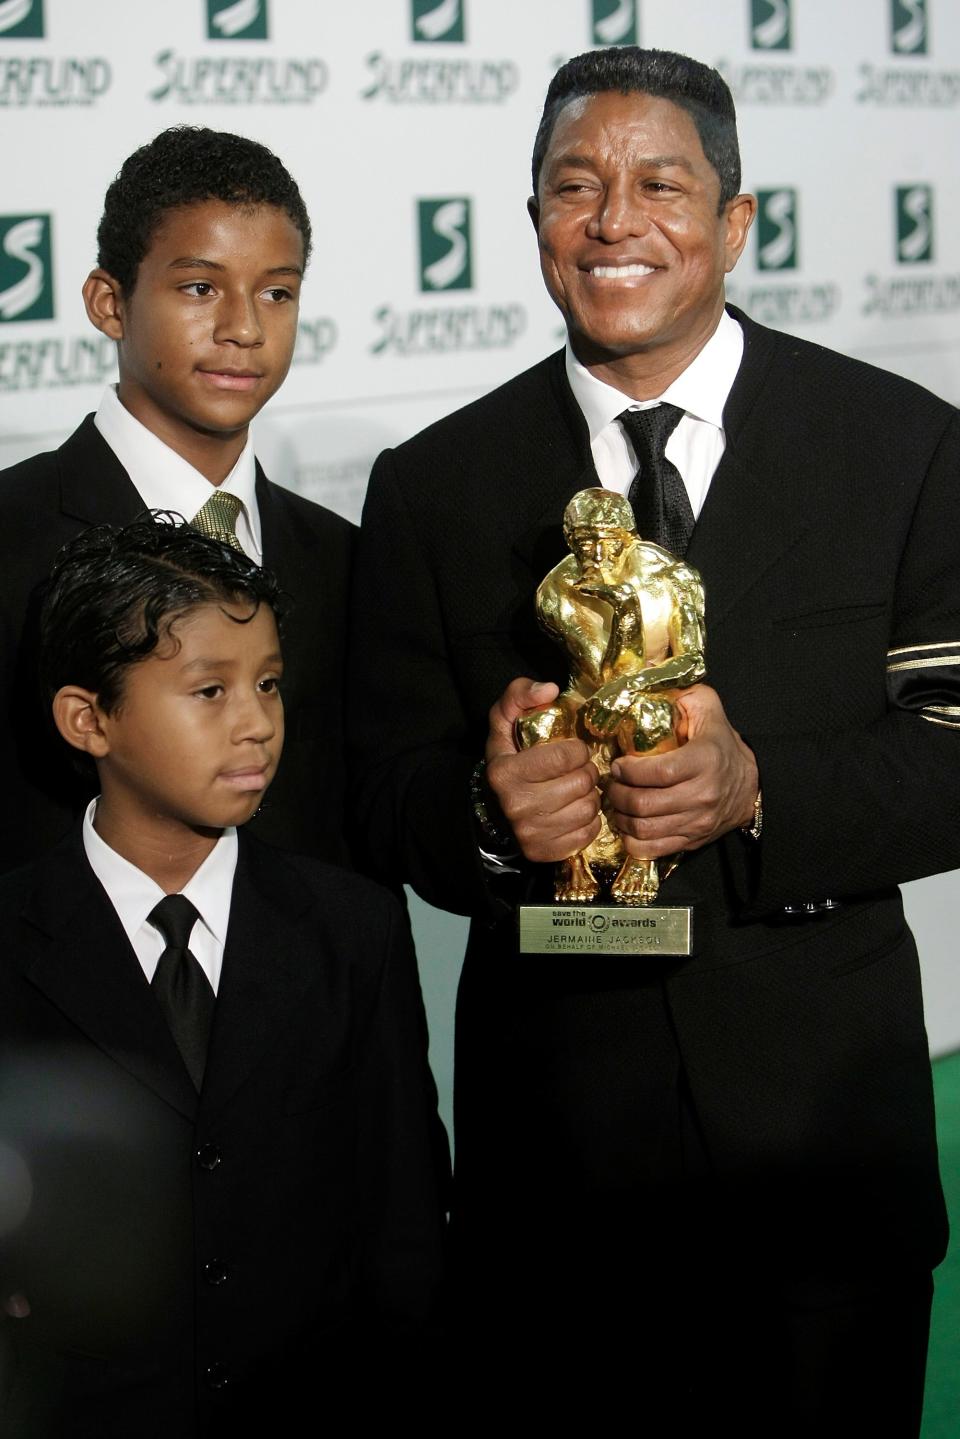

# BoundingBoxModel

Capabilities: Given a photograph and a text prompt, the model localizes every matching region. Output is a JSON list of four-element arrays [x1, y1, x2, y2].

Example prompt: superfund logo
[[716, 0, 831, 107], [411, 0, 464, 43], [862, 183, 960, 317], [0, 0, 43, 38], [0, 212, 118, 392], [362, 0, 517, 104], [418, 198, 472, 291], [890, 0, 928, 55], [0, 0, 111, 107], [728, 187, 839, 326], [750, 0, 791, 50], [896, 184, 933, 263], [858, 2, 960, 105], [370, 196, 525, 357], [0, 216, 127, 390], [591, 1, 638, 46], [150, 1, 326, 104], [756, 188, 798, 271], [0, 214, 53, 321], [207, 0, 269, 40]]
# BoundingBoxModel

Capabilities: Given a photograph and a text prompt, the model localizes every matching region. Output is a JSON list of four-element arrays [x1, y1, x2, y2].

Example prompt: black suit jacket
[[349, 309, 957, 1283], [0, 417, 354, 869], [0, 829, 445, 1437]]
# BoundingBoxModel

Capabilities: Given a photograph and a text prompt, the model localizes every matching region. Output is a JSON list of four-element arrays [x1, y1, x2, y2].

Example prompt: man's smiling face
[[529, 89, 754, 390]]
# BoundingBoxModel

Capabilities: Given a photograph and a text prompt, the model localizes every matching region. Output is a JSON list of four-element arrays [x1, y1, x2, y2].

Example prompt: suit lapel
[[256, 463, 318, 584], [254, 461, 282, 559], [255, 465, 336, 685], [199, 837, 316, 1121], [686, 308, 811, 627], [510, 350, 601, 578], [57, 415, 146, 526], [20, 830, 197, 1120]]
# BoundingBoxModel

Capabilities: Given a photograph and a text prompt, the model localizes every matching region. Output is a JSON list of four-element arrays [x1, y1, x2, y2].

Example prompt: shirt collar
[[93, 384, 261, 556], [82, 798, 239, 951], [564, 309, 744, 441]]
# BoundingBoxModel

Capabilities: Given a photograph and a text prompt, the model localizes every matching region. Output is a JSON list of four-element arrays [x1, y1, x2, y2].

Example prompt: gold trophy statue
[[516, 489, 705, 954]]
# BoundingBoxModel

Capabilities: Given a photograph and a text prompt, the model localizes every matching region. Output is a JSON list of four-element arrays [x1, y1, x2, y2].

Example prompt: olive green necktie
[[190, 490, 244, 553]]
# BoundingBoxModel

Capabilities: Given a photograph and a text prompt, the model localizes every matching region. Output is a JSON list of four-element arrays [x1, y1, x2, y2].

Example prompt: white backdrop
[[2, 0, 958, 1130]]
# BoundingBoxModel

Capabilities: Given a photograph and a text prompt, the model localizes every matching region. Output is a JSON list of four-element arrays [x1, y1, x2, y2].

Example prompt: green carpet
[[922, 1050, 960, 1436]]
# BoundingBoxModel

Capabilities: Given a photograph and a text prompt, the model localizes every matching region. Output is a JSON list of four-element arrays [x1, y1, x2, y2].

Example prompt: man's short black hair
[[532, 47, 741, 212], [96, 126, 312, 294], [40, 514, 284, 715]]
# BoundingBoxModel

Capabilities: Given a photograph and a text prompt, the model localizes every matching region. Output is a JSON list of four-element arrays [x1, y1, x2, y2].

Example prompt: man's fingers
[[607, 712, 758, 851], [614, 803, 714, 849], [487, 677, 560, 755], [488, 737, 594, 790], [489, 746, 599, 820], [484, 737, 601, 863], [610, 755, 719, 846], [611, 746, 695, 790], [512, 805, 603, 864], [673, 682, 724, 735], [609, 769, 721, 820], [620, 832, 691, 861]]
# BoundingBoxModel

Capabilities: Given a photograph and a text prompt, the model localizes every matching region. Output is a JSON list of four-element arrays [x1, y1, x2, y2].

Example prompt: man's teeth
[[590, 263, 656, 278]]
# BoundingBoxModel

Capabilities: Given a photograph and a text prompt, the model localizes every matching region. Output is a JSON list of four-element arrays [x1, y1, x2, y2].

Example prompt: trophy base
[[518, 903, 693, 956]]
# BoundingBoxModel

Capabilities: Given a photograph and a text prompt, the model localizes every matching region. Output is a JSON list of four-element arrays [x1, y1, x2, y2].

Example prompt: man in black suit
[[350, 47, 960, 1432], [0, 126, 353, 870], [0, 519, 444, 1437]]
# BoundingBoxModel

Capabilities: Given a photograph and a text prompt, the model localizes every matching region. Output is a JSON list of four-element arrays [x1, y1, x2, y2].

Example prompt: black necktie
[[620, 404, 696, 558], [148, 894, 215, 1091]]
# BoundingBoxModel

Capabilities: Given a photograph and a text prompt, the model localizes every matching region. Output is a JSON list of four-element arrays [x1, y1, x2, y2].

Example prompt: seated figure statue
[[516, 488, 706, 905]]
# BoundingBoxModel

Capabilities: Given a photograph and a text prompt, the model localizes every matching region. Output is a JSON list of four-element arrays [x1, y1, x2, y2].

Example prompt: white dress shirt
[[93, 384, 262, 562], [565, 309, 745, 520], [82, 799, 238, 995]]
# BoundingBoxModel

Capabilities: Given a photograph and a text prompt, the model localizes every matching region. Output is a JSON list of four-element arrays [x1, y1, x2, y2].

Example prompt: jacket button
[[204, 1362, 229, 1390], [204, 1259, 229, 1286], [196, 1144, 222, 1171]]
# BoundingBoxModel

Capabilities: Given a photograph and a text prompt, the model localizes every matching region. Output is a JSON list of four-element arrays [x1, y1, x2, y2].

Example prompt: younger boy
[[0, 127, 352, 871], [0, 518, 444, 1438]]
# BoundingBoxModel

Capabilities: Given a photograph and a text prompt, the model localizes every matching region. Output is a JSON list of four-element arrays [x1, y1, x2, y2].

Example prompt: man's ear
[[722, 192, 757, 274], [52, 687, 111, 759], [82, 269, 126, 342], [527, 196, 541, 236]]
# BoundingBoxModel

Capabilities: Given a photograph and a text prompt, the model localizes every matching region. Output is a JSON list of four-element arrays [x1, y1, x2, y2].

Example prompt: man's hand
[[485, 678, 601, 863], [607, 684, 758, 858]]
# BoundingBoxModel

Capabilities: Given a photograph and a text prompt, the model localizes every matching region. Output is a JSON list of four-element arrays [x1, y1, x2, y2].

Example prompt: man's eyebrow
[[550, 152, 694, 173], [636, 153, 694, 172]]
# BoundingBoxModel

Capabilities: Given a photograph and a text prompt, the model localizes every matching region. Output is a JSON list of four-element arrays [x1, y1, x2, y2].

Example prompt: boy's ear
[[52, 687, 111, 759], [82, 269, 126, 341]]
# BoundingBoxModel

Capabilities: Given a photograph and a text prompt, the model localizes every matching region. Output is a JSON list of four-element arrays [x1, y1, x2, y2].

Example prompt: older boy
[[0, 127, 351, 870], [0, 519, 444, 1438]]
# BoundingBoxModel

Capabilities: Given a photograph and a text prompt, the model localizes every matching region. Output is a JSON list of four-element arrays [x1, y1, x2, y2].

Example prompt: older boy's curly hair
[[96, 125, 311, 293]]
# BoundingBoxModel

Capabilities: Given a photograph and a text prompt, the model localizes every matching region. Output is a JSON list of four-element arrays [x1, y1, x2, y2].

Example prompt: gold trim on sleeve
[[887, 640, 960, 658], [887, 654, 960, 672]]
